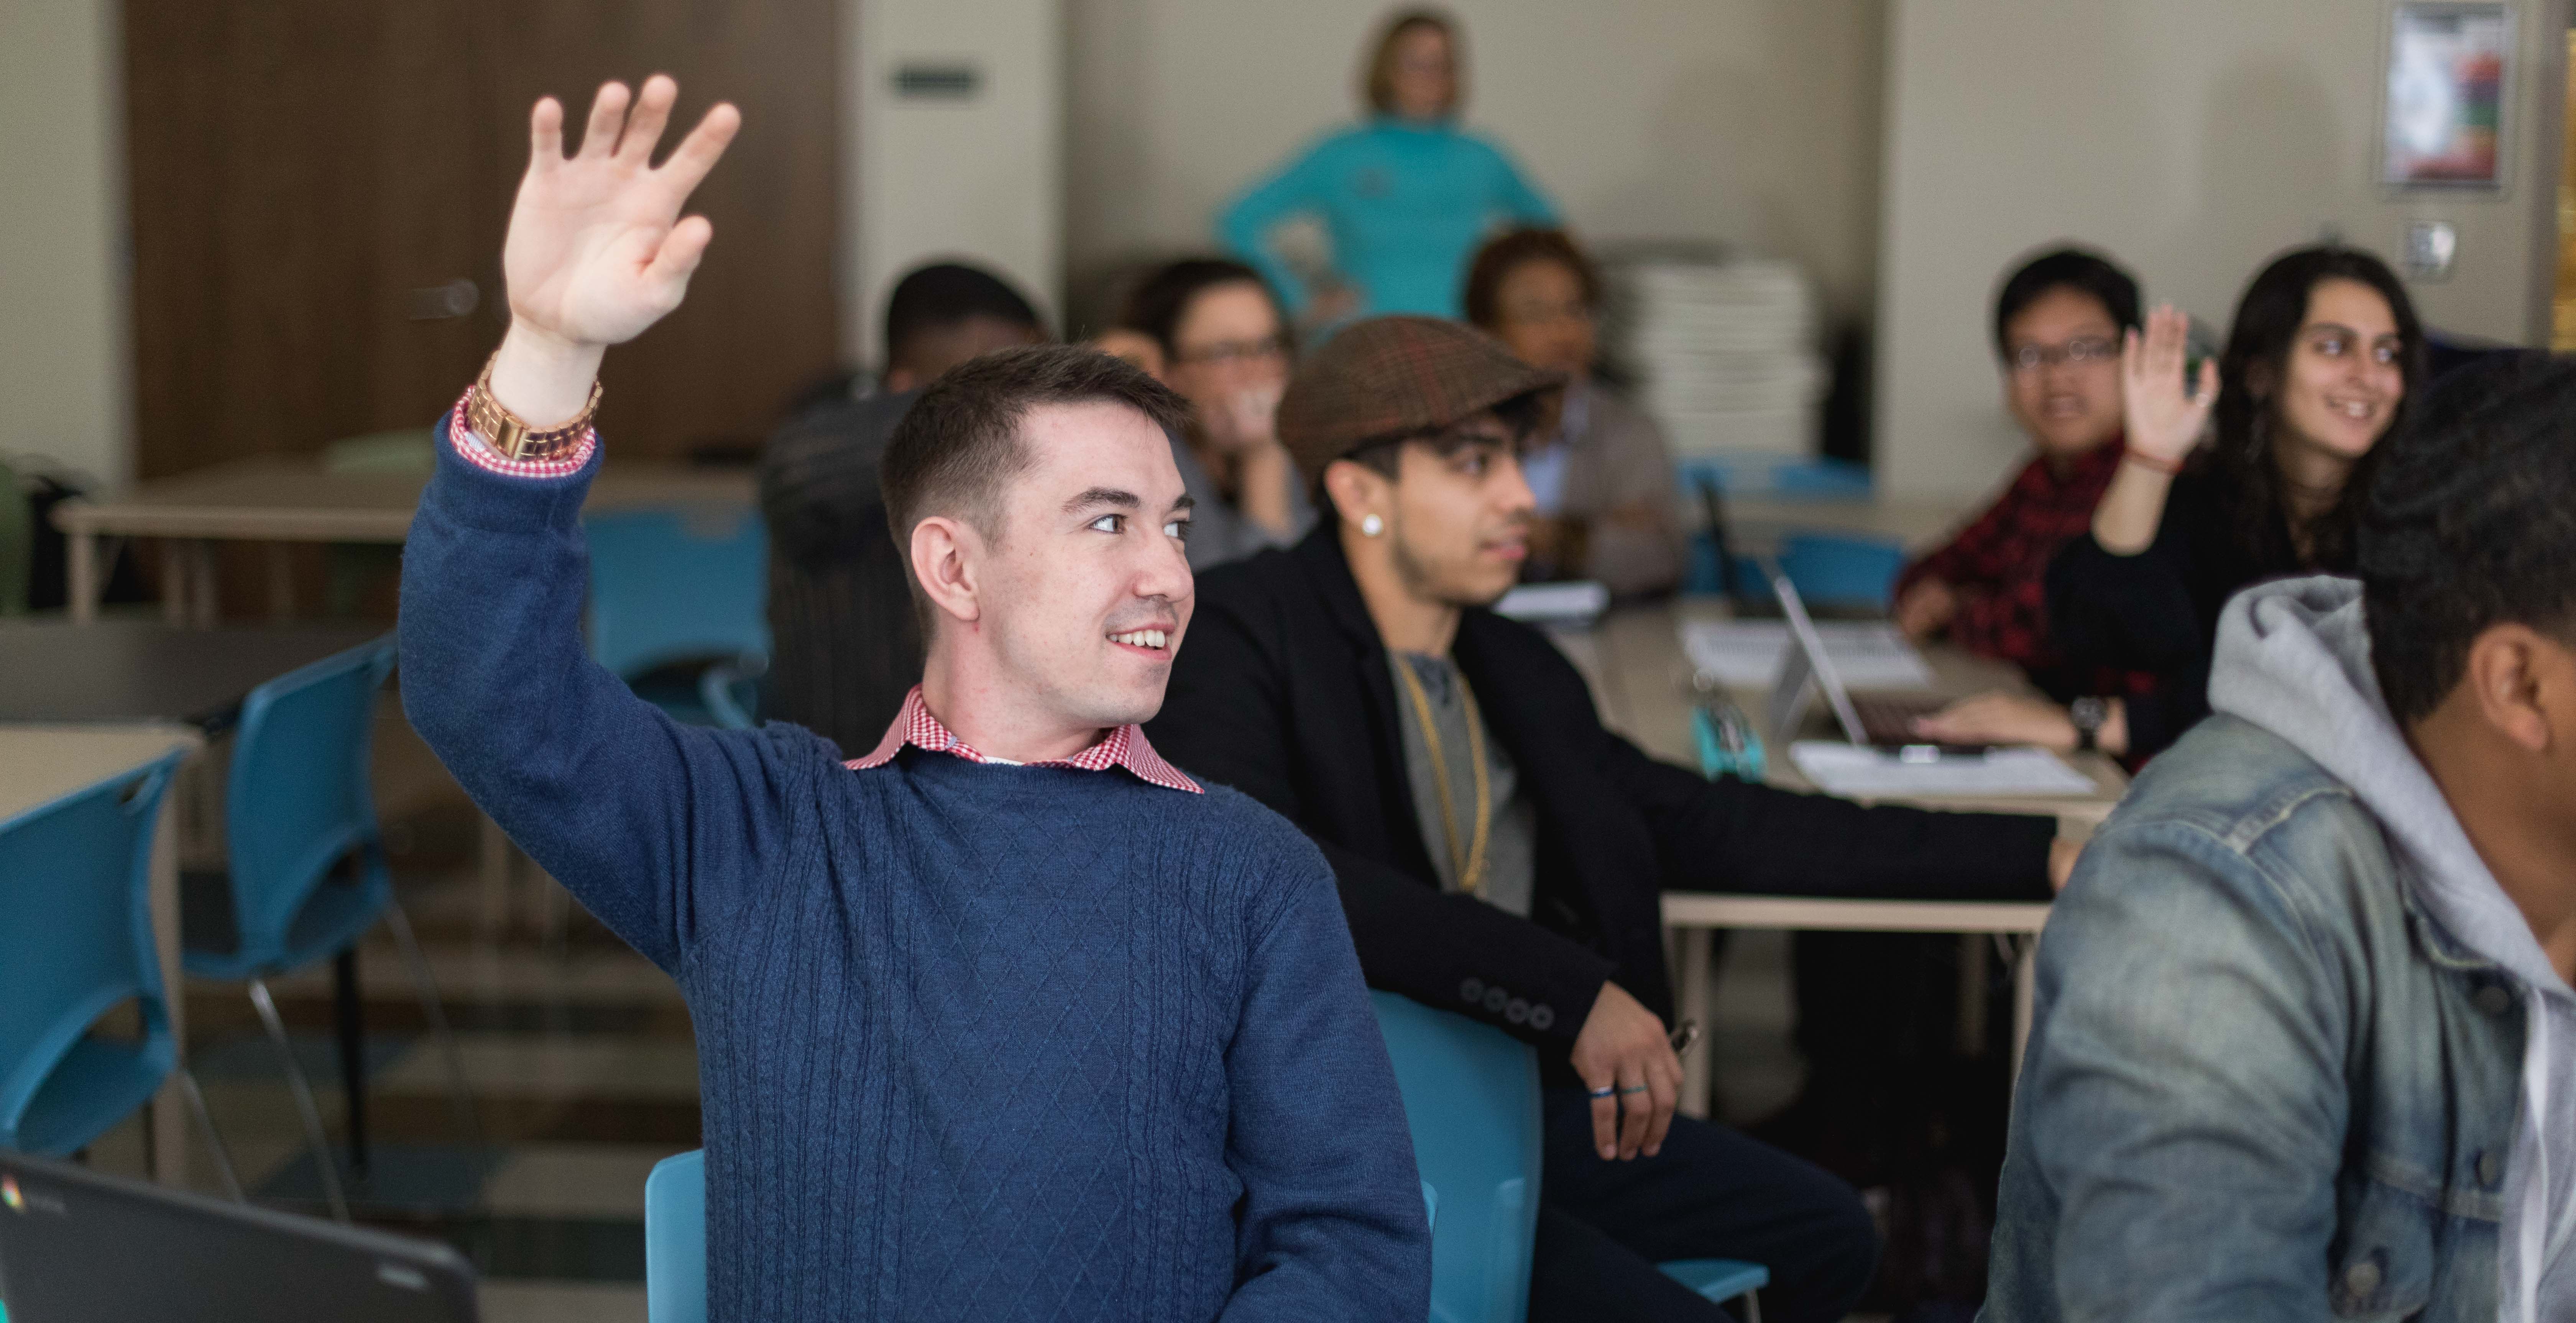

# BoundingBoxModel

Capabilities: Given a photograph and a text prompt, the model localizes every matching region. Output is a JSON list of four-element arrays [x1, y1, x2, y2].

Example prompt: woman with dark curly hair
[[1918, 245, 2424, 762]]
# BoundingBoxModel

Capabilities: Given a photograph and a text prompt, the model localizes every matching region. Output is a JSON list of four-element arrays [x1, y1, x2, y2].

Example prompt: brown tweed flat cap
[[1276, 316, 1564, 484]]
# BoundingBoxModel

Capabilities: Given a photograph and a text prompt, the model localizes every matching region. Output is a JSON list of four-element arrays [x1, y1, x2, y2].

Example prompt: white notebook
[[1788, 742, 2098, 798]]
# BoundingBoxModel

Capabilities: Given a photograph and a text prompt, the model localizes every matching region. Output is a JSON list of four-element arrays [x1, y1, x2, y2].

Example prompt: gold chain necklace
[[1393, 656, 1491, 898]]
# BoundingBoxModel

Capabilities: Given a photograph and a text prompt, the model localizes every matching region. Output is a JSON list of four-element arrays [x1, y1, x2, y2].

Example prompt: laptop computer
[[1764, 572, 1977, 755], [0, 1151, 478, 1322]]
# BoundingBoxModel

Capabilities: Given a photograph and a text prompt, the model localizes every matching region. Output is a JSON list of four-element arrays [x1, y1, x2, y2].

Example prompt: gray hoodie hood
[[2209, 575, 2576, 1320]]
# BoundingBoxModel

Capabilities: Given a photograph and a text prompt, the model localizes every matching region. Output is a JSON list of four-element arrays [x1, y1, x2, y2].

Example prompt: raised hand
[[2121, 304, 2219, 465], [488, 76, 739, 424]]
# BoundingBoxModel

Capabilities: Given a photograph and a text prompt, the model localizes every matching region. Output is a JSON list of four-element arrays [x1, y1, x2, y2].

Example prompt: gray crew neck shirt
[[1387, 651, 1538, 918]]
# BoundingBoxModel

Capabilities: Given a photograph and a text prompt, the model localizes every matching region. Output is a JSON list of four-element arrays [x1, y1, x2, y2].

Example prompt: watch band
[[2069, 696, 2107, 753], [467, 350, 601, 462]]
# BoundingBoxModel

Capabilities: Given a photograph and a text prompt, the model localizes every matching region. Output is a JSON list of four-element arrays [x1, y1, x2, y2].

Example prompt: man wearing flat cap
[[1148, 316, 2080, 1323]]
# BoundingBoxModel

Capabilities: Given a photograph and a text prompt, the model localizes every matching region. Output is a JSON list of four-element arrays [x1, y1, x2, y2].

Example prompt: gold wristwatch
[[466, 350, 602, 461]]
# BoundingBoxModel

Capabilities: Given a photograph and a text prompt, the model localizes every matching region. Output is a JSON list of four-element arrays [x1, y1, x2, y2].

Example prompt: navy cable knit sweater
[[398, 418, 1429, 1321]]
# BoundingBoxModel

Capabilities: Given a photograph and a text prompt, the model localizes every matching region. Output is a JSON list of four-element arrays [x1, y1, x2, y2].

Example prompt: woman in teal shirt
[[1220, 10, 1557, 323]]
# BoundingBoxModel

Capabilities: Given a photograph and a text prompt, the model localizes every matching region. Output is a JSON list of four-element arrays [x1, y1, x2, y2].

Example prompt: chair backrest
[[222, 636, 397, 967], [1370, 991, 1544, 1323], [584, 506, 770, 680], [644, 1149, 707, 1323], [0, 750, 187, 1150], [1778, 531, 1905, 611]]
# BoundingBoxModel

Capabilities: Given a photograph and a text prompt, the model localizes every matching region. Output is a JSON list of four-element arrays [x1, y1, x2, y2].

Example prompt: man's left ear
[[2469, 624, 2574, 754]]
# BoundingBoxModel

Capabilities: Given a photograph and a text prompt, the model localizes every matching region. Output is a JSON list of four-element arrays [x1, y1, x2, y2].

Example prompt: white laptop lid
[[1766, 573, 1870, 747]]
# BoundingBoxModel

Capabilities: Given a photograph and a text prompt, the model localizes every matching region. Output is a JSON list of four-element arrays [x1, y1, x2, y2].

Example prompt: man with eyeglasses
[[1895, 247, 2170, 761], [1148, 315, 2083, 1323]]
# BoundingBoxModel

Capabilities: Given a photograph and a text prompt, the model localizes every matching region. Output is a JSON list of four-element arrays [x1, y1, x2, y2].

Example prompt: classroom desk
[[1561, 599, 2128, 1118], [51, 455, 753, 624], [0, 620, 387, 727], [0, 725, 205, 1185]]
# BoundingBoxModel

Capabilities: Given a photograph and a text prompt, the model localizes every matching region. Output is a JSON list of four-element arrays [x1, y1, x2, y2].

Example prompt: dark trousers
[[1531, 1087, 1879, 1323]]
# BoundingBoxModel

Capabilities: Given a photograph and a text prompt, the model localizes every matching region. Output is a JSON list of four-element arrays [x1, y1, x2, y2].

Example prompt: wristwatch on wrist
[[2069, 696, 2108, 753]]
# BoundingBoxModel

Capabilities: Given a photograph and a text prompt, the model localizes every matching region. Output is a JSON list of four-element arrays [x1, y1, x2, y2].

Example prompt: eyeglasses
[[1172, 334, 1290, 368], [2007, 336, 2120, 373], [1498, 299, 1595, 329]]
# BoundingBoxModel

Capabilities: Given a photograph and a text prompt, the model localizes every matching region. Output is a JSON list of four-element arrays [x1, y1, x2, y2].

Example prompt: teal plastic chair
[[1370, 992, 1768, 1321], [1776, 532, 1905, 613], [0, 749, 239, 1193], [646, 1149, 707, 1323], [181, 636, 476, 1221], [583, 506, 770, 729]]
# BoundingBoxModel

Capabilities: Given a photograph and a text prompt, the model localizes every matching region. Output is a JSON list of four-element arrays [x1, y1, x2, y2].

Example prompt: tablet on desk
[[0, 1152, 478, 1323], [1764, 573, 1987, 758]]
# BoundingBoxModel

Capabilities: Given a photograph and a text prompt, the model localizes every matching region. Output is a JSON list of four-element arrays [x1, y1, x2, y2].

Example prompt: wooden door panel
[[124, 0, 840, 482]]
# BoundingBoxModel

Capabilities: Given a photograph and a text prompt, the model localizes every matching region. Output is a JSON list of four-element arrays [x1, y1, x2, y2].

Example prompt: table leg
[[1677, 925, 1713, 1120], [147, 772, 190, 1186], [189, 541, 220, 628], [265, 543, 296, 620], [160, 542, 189, 626], [69, 531, 99, 623], [1955, 932, 1989, 1056], [2011, 936, 2037, 1092]]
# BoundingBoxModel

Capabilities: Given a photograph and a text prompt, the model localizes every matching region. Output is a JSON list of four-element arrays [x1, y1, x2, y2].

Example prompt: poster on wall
[[2382, 2, 2513, 189]]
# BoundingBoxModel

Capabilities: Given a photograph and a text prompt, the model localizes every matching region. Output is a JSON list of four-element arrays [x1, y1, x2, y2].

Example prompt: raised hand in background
[[488, 76, 741, 426], [2119, 304, 2219, 467]]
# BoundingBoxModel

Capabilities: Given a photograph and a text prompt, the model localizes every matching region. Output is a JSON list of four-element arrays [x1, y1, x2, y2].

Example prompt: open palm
[[504, 76, 739, 350], [2121, 304, 2219, 464]]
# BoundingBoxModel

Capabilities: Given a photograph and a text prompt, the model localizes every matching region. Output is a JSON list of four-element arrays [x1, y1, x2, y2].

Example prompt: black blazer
[[1148, 525, 2057, 1055]]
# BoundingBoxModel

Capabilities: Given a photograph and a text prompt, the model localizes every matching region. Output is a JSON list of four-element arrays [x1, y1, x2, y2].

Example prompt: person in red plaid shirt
[[1898, 248, 2157, 754]]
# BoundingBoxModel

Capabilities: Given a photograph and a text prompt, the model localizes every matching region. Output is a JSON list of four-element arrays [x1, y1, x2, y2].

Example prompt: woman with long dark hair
[[1917, 245, 2423, 761], [1117, 257, 1313, 567]]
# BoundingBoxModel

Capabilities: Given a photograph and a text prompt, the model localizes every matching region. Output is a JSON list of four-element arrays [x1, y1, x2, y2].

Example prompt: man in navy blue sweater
[[399, 76, 1428, 1321]]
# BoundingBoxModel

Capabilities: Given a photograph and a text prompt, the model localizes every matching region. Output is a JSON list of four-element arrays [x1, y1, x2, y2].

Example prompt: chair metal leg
[[1740, 1289, 1761, 1323], [176, 1068, 246, 1202], [333, 948, 370, 1179], [384, 900, 484, 1154], [248, 978, 350, 1223]]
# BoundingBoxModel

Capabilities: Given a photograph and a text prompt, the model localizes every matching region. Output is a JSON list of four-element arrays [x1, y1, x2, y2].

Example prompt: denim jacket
[[1981, 712, 2525, 1321]]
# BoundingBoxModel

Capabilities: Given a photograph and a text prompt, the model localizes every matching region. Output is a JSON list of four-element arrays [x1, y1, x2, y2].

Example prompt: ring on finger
[[1617, 1083, 1650, 1096], [1587, 1085, 1617, 1099]]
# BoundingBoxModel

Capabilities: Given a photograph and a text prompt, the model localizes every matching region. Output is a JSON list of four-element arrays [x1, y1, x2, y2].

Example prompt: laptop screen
[[0, 1154, 476, 1323]]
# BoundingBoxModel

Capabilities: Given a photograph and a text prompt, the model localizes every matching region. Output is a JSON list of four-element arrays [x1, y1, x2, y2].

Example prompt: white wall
[[0, 0, 132, 492], [853, 0, 1065, 364], [1875, 0, 2569, 501], [1065, 0, 1889, 325]]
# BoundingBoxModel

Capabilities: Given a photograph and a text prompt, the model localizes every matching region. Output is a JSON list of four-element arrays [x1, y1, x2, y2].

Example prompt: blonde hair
[[1362, 9, 1463, 118]]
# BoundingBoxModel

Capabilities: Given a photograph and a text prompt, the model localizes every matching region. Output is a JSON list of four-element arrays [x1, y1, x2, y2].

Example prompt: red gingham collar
[[847, 686, 1201, 794]]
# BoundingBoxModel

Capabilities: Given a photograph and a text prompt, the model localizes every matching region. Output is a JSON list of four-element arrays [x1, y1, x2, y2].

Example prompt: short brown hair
[[879, 345, 1191, 601], [1462, 228, 1601, 332], [1362, 9, 1462, 117]]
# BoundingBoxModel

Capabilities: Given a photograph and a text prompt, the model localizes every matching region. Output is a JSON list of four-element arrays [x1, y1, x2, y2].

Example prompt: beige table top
[[51, 455, 756, 543], [0, 725, 204, 821], [1563, 599, 2126, 829]]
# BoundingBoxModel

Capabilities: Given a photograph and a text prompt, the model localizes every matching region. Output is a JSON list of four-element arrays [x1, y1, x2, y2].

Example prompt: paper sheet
[[1679, 620, 1935, 689], [1496, 580, 1611, 626], [1788, 742, 2098, 798]]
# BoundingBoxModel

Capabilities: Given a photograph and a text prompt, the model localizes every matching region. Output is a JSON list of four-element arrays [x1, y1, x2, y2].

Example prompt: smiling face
[[1999, 285, 2126, 462], [1165, 281, 1289, 423], [971, 401, 1195, 729], [1490, 258, 1597, 381], [2269, 277, 2407, 463]]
